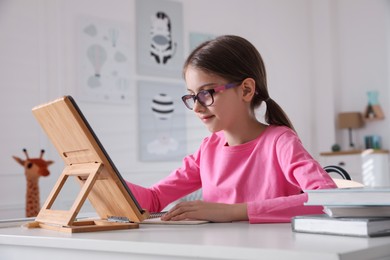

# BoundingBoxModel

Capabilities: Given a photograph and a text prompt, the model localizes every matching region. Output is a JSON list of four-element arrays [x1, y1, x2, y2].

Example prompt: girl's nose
[[193, 99, 205, 113]]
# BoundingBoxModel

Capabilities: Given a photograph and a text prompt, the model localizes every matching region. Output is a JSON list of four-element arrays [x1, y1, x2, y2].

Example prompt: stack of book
[[292, 187, 390, 237]]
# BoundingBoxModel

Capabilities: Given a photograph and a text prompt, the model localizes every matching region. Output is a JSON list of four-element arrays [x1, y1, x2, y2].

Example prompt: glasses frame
[[181, 83, 239, 110]]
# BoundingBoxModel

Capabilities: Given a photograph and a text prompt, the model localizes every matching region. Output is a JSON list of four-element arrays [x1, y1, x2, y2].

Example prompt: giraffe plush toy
[[13, 149, 54, 217]]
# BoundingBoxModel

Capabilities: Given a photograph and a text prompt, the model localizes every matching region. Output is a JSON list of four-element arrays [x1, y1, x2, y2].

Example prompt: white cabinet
[[319, 150, 390, 187]]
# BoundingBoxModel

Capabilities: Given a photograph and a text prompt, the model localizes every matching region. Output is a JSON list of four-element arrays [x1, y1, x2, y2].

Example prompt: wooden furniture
[[319, 149, 390, 187], [30, 96, 149, 232], [2, 222, 390, 259]]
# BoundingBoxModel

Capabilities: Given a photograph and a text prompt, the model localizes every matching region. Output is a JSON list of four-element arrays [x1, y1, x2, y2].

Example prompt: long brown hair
[[183, 35, 295, 131]]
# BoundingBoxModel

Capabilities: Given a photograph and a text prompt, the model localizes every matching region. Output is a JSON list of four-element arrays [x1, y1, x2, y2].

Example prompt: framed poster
[[76, 15, 133, 104], [189, 32, 216, 51], [137, 80, 187, 161], [136, 0, 184, 78]]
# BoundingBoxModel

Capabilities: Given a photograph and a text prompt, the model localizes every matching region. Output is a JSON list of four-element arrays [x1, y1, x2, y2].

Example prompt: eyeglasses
[[181, 83, 239, 110]]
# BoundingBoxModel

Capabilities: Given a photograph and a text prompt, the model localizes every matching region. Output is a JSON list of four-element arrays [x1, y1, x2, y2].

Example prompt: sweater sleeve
[[247, 129, 337, 223], [125, 181, 162, 212], [126, 151, 203, 212], [247, 193, 327, 223]]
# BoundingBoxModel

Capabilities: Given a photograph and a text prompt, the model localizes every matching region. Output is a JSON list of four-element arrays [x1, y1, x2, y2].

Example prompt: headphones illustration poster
[[136, 0, 184, 78]]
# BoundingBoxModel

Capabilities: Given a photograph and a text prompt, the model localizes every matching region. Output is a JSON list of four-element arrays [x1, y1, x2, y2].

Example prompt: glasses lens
[[181, 90, 214, 110], [182, 95, 195, 109], [197, 90, 213, 106]]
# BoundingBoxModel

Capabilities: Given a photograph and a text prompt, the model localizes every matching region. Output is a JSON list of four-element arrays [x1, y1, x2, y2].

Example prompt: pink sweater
[[127, 125, 337, 223]]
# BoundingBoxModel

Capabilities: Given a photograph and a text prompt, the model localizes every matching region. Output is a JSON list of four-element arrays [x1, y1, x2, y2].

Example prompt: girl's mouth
[[200, 115, 214, 122]]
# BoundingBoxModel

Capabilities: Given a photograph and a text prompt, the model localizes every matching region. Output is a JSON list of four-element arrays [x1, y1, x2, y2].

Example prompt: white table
[[1, 222, 390, 260]]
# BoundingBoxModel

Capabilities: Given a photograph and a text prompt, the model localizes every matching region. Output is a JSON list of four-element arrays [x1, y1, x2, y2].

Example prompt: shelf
[[320, 149, 389, 156], [364, 104, 384, 120]]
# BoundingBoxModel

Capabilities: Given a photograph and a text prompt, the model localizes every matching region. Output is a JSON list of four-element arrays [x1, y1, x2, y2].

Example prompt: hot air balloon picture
[[77, 15, 133, 104], [86, 44, 107, 88], [138, 81, 187, 161], [136, 0, 184, 78]]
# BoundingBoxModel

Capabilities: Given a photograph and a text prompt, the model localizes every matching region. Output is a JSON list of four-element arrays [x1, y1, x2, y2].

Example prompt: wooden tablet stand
[[28, 96, 149, 233], [26, 163, 137, 233]]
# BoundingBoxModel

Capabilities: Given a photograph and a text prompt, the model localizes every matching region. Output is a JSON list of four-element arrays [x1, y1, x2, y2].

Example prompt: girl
[[127, 35, 337, 223]]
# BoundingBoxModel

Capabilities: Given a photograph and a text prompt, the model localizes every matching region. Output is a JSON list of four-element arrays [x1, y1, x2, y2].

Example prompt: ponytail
[[264, 98, 295, 131]]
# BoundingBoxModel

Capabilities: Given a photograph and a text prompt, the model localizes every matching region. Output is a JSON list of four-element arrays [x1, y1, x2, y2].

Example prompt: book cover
[[292, 214, 390, 237], [304, 187, 390, 206], [323, 206, 390, 218]]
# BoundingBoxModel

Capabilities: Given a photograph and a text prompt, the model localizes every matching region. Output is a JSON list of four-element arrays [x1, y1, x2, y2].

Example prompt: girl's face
[[184, 66, 246, 133]]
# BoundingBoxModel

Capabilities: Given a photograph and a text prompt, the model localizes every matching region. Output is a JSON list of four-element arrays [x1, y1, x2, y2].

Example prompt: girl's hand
[[160, 200, 248, 222]]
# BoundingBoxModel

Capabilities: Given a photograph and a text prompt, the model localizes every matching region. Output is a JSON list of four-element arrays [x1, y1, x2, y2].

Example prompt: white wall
[[334, 0, 390, 150], [0, 0, 389, 219]]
